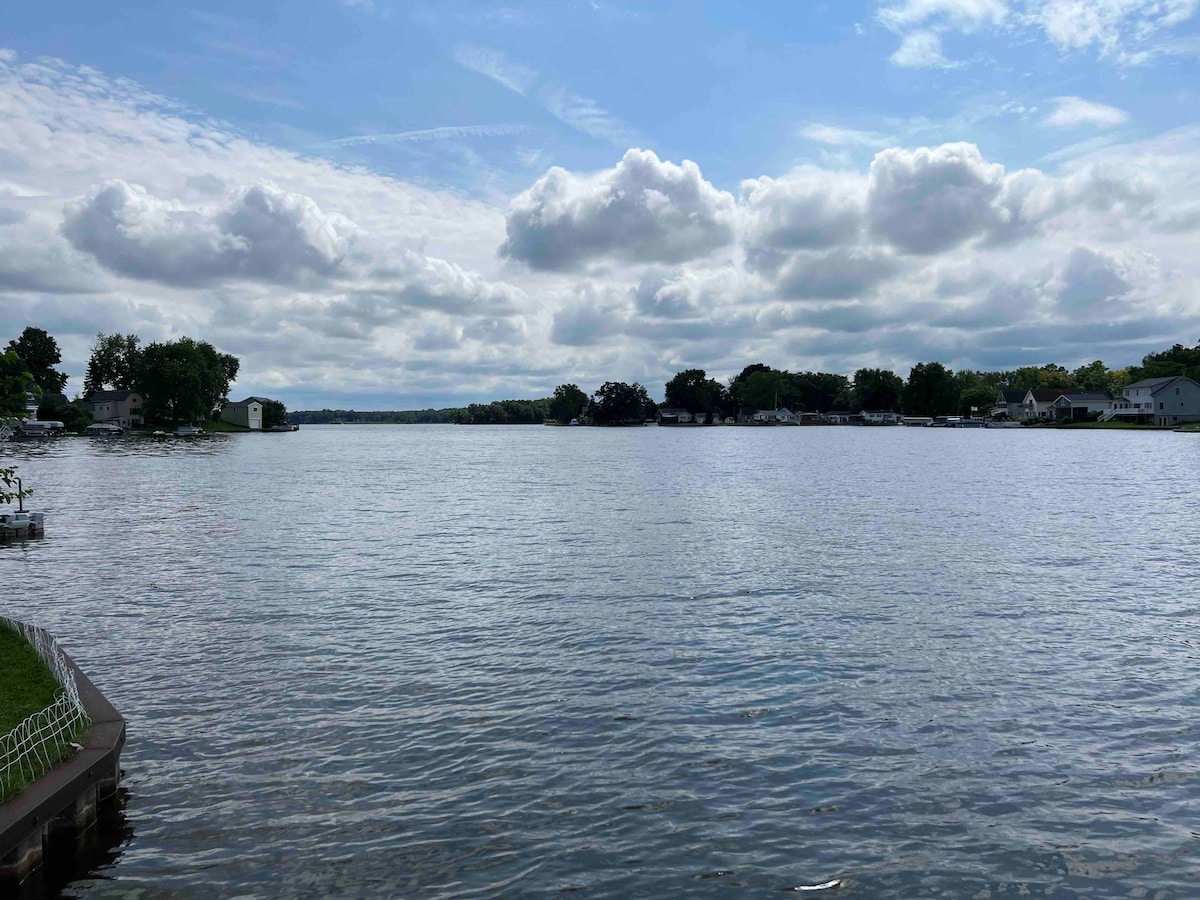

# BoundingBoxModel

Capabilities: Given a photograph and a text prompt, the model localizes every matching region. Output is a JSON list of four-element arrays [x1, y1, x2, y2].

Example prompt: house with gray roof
[[87, 390, 144, 427], [221, 397, 273, 430], [1107, 376, 1200, 426], [1050, 392, 1114, 422]]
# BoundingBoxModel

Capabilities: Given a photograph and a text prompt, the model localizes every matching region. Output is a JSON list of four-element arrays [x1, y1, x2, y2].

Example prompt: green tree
[[903, 362, 958, 416], [84, 332, 142, 395], [0, 467, 33, 506], [1009, 363, 1073, 392], [5, 327, 67, 394], [1128, 341, 1200, 383], [732, 368, 786, 410], [852, 368, 904, 411], [664, 368, 725, 414], [37, 396, 93, 431], [135, 337, 240, 425], [1071, 359, 1116, 395], [548, 384, 588, 424], [0, 350, 36, 418], [261, 399, 288, 429], [592, 381, 651, 425]]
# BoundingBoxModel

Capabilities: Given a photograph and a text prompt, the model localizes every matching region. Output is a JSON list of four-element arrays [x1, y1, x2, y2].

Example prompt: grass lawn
[[0, 626, 60, 734], [1, 625, 85, 803]]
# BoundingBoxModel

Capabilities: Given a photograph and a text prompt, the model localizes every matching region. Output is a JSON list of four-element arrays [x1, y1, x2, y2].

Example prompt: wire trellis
[[1, 617, 91, 800]]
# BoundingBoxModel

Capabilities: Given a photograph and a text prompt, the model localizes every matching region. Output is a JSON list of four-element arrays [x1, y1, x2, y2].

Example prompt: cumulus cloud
[[1046, 96, 1130, 128], [61, 180, 358, 286], [501, 148, 737, 270], [550, 285, 627, 345], [740, 169, 865, 273], [867, 143, 1006, 253], [777, 248, 904, 300]]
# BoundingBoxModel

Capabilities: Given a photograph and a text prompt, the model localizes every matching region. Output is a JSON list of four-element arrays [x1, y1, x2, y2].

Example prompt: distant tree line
[[2, 326, 250, 428]]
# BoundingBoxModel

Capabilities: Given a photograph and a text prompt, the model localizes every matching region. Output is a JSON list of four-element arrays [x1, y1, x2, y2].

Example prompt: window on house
[[1160, 402, 1164, 409]]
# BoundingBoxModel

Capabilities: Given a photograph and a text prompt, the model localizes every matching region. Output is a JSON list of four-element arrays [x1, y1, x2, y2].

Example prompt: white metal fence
[[1, 617, 91, 798]]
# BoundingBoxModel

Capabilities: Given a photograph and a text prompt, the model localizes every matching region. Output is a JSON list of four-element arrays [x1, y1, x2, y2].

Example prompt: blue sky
[[2, 1, 1200, 408]]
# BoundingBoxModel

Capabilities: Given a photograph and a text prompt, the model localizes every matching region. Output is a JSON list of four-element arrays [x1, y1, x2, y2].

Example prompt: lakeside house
[[656, 407, 694, 425], [862, 410, 902, 424], [87, 390, 144, 428], [1051, 392, 1114, 422], [1107, 376, 1200, 426], [752, 408, 795, 424], [221, 397, 271, 429], [991, 389, 1030, 419], [825, 410, 854, 424]]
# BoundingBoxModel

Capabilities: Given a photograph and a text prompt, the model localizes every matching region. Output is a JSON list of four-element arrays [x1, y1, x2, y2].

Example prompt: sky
[[2, 0, 1200, 409]]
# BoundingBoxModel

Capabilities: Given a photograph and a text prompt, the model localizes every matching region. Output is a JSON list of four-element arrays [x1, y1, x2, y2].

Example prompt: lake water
[[3, 425, 1200, 897]]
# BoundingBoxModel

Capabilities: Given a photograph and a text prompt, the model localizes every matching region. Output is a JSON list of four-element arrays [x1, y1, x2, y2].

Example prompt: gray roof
[[999, 389, 1026, 403], [88, 389, 138, 402], [656, 407, 689, 416], [1057, 392, 1112, 403], [1124, 375, 1197, 394], [225, 396, 273, 408]]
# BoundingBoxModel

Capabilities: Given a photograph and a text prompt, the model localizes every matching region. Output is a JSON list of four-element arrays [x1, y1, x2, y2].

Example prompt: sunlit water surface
[[4, 425, 1200, 898]]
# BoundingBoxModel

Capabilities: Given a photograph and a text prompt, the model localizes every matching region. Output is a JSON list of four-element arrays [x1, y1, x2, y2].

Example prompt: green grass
[[1057, 421, 1175, 429], [204, 419, 252, 432], [1, 625, 86, 803], [0, 626, 60, 734]]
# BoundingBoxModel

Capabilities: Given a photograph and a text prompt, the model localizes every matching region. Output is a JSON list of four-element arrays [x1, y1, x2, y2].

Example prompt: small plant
[[0, 466, 33, 506]]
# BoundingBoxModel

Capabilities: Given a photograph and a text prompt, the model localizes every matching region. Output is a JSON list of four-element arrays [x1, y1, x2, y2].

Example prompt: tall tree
[[592, 381, 651, 425], [135, 337, 239, 425], [0, 350, 37, 418], [1129, 341, 1200, 383], [260, 399, 288, 429], [5, 327, 67, 394], [664, 368, 726, 414], [1071, 360, 1116, 395], [903, 362, 958, 416], [84, 332, 142, 395], [548, 384, 588, 424], [852, 368, 904, 411]]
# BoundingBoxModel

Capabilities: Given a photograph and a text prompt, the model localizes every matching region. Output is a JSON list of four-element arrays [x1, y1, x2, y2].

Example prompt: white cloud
[[324, 124, 532, 147], [890, 31, 953, 67], [880, 0, 1200, 66], [1045, 96, 1130, 127], [536, 83, 639, 147], [798, 123, 891, 147], [2, 50, 1200, 406], [501, 148, 737, 270], [452, 44, 537, 96], [879, 0, 1009, 31]]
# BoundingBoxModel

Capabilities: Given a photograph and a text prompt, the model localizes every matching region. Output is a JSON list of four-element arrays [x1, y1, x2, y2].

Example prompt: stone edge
[[0, 647, 125, 859]]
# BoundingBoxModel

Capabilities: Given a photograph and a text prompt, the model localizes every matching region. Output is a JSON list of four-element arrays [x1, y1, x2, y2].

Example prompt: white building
[[221, 397, 269, 429], [1110, 376, 1200, 426], [861, 410, 902, 424]]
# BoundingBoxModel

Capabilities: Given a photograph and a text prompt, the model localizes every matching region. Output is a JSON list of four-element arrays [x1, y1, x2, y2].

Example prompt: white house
[[656, 407, 694, 425], [861, 410, 902, 424], [221, 396, 269, 429], [825, 410, 854, 424], [1023, 390, 1064, 420], [752, 408, 795, 424], [1111, 376, 1200, 426]]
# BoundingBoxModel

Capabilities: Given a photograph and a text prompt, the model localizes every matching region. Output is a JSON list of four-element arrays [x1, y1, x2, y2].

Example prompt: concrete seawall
[[0, 644, 125, 891]]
